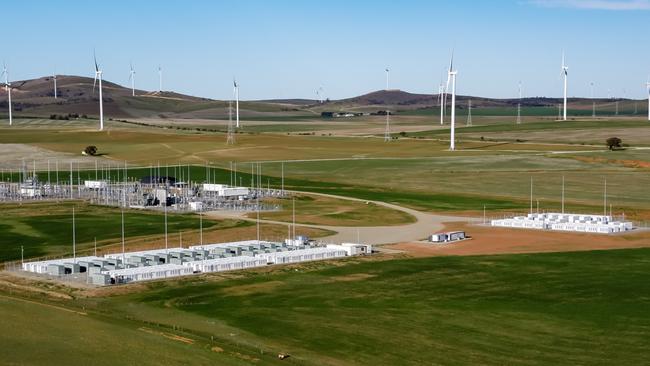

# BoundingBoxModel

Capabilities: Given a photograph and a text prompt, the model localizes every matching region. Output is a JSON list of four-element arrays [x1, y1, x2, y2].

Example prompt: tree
[[83, 145, 98, 156], [606, 137, 622, 150]]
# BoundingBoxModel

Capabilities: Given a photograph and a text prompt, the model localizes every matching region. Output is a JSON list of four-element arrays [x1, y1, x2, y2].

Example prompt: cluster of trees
[[606, 137, 623, 150], [49, 113, 87, 120], [83, 146, 98, 156]]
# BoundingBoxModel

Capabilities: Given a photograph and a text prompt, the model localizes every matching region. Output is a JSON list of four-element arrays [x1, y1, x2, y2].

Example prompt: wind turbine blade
[[93, 74, 97, 93], [93, 50, 99, 72], [449, 49, 454, 72]]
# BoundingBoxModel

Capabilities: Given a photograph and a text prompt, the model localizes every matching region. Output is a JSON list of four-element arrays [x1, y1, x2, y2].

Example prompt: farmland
[[2, 248, 650, 365], [2, 99, 650, 366]]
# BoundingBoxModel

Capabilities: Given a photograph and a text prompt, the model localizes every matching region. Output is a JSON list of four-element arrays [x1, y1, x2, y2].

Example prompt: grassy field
[[250, 193, 416, 226], [3, 248, 650, 365], [2, 114, 650, 365], [0, 296, 252, 366], [0, 201, 240, 262]]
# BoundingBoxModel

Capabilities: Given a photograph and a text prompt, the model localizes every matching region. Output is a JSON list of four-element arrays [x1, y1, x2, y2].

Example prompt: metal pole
[[562, 176, 564, 213], [121, 209, 125, 265], [72, 207, 76, 264]]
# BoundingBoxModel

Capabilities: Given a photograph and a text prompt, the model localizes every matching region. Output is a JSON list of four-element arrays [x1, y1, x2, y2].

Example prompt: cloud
[[529, 0, 650, 10]]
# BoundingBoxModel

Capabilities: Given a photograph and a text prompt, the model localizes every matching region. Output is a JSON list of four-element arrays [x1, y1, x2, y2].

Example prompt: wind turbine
[[438, 82, 445, 125], [1, 63, 12, 126], [129, 62, 135, 97], [591, 81, 596, 118], [446, 52, 457, 151], [233, 78, 240, 128], [646, 77, 650, 121], [158, 65, 162, 93], [53, 72, 57, 99], [92, 51, 104, 131], [385, 68, 390, 90], [516, 81, 522, 124], [561, 52, 568, 121]]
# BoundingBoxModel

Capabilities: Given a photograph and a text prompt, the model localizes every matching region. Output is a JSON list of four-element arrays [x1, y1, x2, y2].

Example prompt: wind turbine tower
[[385, 68, 390, 90], [92, 53, 104, 131], [53, 73, 57, 99], [233, 79, 240, 128], [158, 65, 162, 93], [438, 83, 445, 125], [446, 52, 457, 151], [646, 78, 650, 121], [561, 52, 568, 121], [591, 82, 596, 118], [516, 81, 522, 124], [1, 63, 12, 126], [129, 63, 136, 96]]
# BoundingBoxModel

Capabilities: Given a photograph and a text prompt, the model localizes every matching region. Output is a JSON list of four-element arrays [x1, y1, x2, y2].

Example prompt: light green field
[[1, 117, 649, 218], [2, 114, 650, 365], [3, 248, 650, 365]]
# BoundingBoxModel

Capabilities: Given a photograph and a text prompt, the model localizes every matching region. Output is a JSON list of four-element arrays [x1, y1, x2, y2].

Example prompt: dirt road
[[207, 191, 469, 245]]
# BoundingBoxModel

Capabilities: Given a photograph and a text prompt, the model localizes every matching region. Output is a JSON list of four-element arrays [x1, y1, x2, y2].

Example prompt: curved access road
[[207, 191, 470, 245]]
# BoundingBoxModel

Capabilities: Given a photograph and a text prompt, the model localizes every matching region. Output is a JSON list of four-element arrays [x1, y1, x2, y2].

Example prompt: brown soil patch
[[571, 155, 650, 169], [328, 273, 377, 282], [138, 327, 195, 344], [0, 273, 75, 300], [388, 222, 650, 257], [211, 346, 224, 353], [221, 280, 285, 296]]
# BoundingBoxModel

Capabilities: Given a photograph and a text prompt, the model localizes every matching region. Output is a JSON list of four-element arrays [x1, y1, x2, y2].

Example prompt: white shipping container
[[84, 180, 108, 189]]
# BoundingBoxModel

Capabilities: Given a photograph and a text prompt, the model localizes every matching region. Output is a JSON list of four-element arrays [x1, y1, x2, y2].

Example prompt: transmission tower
[[226, 99, 235, 145], [384, 110, 391, 142], [466, 100, 472, 126]]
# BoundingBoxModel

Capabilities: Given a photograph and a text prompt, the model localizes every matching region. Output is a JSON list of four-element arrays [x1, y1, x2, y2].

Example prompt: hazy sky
[[4, 0, 650, 100]]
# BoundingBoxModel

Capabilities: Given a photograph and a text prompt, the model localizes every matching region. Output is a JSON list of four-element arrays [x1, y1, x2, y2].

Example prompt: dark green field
[[3, 248, 650, 365], [0, 201, 246, 262]]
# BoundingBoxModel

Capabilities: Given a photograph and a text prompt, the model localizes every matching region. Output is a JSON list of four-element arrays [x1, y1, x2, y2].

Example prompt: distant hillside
[[0, 76, 641, 119], [0, 75, 303, 120]]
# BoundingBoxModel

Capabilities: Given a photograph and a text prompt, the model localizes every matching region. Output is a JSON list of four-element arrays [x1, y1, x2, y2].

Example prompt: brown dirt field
[[570, 155, 650, 169], [387, 222, 650, 257]]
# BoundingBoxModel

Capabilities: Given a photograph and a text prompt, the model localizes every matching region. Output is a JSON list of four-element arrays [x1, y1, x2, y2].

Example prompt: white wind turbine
[[129, 62, 135, 97], [233, 78, 240, 128], [516, 81, 522, 124], [53, 71, 58, 99], [561, 52, 568, 121], [158, 65, 162, 93], [438, 82, 445, 125], [646, 77, 650, 121], [385, 68, 390, 90], [1, 63, 12, 126], [446, 52, 457, 151], [92, 52, 104, 131]]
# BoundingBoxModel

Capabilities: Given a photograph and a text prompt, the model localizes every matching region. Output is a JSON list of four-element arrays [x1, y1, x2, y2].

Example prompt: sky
[[3, 0, 650, 100]]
